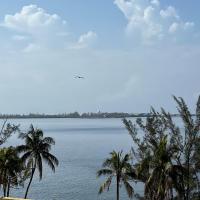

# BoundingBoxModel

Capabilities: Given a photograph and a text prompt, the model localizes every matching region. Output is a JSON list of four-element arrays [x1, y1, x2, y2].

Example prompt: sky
[[0, 0, 200, 114]]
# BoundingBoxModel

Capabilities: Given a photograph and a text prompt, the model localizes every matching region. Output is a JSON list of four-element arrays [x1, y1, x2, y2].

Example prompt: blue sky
[[0, 0, 129, 51], [0, 0, 199, 114]]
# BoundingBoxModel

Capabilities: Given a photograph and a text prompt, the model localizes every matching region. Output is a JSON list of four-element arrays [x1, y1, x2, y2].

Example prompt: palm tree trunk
[[7, 179, 10, 197], [3, 183, 6, 197], [170, 188, 173, 200], [116, 176, 119, 200], [24, 163, 36, 199], [186, 152, 190, 200]]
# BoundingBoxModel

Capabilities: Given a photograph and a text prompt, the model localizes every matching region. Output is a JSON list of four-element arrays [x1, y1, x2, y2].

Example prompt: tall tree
[[123, 96, 200, 200], [17, 125, 59, 199], [97, 150, 134, 200]]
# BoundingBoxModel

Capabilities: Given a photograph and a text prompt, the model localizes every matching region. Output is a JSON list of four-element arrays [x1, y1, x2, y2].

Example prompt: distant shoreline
[[0, 112, 186, 119]]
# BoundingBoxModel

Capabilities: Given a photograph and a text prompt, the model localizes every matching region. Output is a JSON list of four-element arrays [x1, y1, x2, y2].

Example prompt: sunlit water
[[0, 118, 145, 200]]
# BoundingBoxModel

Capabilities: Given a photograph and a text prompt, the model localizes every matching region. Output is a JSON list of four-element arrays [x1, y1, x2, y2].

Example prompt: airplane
[[75, 76, 85, 79]]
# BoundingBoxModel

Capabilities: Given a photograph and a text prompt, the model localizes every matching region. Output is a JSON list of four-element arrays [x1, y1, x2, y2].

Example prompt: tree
[[123, 96, 200, 200], [123, 116, 183, 200], [0, 119, 19, 145], [17, 125, 59, 199], [143, 135, 186, 200], [0, 147, 23, 197], [97, 150, 134, 200]]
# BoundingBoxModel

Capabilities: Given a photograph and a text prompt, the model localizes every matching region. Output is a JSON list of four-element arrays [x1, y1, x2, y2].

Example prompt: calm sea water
[[1, 118, 144, 200]]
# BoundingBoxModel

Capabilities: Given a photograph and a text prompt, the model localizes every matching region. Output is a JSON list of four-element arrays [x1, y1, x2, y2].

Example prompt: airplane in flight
[[74, 75, 85, 79]]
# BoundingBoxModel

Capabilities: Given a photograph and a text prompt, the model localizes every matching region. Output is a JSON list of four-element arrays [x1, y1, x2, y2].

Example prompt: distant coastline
[[0, 112, 184, 119]]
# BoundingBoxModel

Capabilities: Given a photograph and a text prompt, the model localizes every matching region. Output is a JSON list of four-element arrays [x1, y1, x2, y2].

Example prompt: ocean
[[1, 118, 144, 200]]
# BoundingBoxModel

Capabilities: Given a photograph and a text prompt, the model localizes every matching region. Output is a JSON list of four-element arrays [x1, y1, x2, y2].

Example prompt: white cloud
[[2, 5, 68, 51], [71, 31, 97, 49], [151, 0, 160, 7], [183, 22, 195, 30], [3, 4, 66, 33], [169, 21, 195, 34], [114, 0, 195, 44], [160, 6, 179, 19], [169, 22, 179, 33], [114, 0, 162, 43], [1, 5, 97, 52], [114, 0, 141, 21]]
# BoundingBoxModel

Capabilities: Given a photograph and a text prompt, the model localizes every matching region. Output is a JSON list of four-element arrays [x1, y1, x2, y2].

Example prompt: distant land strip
[[0, 112, 188, 119]]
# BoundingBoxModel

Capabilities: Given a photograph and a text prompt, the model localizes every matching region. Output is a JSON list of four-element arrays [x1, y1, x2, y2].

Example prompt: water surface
[[1, 118, 142, 200]]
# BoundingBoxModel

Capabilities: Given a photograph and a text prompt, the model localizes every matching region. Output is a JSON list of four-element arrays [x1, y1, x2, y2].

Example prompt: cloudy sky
[[0, 0, 199, 114]]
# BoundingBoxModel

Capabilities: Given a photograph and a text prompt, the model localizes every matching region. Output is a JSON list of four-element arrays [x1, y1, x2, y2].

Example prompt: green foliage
[[0, 147, 24, 197], [0, 120, 19, 145], [123, 96, 200, 200], [17, 125, 59, 199]]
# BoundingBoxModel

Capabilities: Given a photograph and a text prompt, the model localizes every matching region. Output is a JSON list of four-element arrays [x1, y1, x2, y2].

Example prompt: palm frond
[[35, 129, 44, 138], [97, 169, 113, 177], [102, 158, 112, 168], [123, 180, 134, 198], [98, 175, 113, 194], [36, 154, 43, 180], [16, 145, 30, 154], [42, 153, 58, 172], [18, 132, 28, 139], [42, 152, 59, 166], [43, 137, 55, 145], [21, 152, 32, 163]]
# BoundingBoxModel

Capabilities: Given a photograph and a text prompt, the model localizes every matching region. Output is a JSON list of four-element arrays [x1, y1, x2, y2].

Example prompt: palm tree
[[0, 147, 23, 197], [143, 136, 173, 200], [137, 135, 186, 200], [17, 125, 59, 199], [97, 150, 134, 200]]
